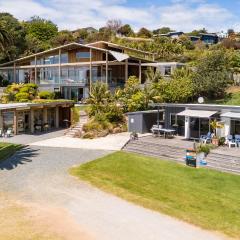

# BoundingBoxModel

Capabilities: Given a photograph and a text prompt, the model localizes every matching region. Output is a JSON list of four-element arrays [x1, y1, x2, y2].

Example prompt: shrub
[[82, 121, 103, 132], [105, 103, 124, 123], [38, 91, 54, 99], [82, 131, 97, 139], [197, 144, 216, 155], [15, 92, 30, 102], [71, 107, 80, 125], [53, 91, 62, 99], [219, 137, 226, 146]]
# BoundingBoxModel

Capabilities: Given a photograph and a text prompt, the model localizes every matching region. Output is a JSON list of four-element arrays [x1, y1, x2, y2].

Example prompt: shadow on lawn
[[0, 146, 39, 170]]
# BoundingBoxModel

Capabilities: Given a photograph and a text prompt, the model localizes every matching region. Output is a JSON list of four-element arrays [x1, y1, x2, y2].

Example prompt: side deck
[[123, 135, 240, 175]]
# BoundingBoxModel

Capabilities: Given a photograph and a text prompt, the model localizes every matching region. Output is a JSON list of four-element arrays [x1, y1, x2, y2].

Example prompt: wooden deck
[[139, 135, 196, 149], [139, 135, 240, 158]]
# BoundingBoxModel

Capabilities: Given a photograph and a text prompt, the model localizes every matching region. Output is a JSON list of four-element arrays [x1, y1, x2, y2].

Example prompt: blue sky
[[0, 0, 240, 32]]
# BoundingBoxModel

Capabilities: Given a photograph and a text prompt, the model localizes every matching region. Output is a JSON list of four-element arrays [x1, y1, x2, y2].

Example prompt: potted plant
[[196, 144, 213, 166], [210, 120, 224, 146]]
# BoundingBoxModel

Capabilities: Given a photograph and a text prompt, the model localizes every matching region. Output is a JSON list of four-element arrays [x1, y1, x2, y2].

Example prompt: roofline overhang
[[0, 42, 108, 67], [0, 41, 156, 67]]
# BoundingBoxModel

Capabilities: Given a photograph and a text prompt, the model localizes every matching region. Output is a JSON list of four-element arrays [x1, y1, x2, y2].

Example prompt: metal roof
[[221, 112, 240, 119], [177, 109, 217, 118]]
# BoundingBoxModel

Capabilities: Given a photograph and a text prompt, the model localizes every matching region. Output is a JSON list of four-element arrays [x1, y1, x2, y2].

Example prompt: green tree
[[87, 81, 112, 116], [0, 23, 12, 55], [117, 76, 147, 112], [187, 28, 207, 36], [193, 50, 232, 99], [51, 30, 74, 47], [165, 68, 194, 103], [118, 24, 134, 37], [137, 28, 152, 38], [0, 13, 26, 62], [178, 35, 195, 50], [153, 27, 174, 35], [24, 16, 58, 52]]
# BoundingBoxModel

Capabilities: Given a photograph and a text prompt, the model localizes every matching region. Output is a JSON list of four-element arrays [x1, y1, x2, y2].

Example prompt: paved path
[[0, 145, 227, 240], [0, 129, 66, 145], [30, 132, 131, 150]]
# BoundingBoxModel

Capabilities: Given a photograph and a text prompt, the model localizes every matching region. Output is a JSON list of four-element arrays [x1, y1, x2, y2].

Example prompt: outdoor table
[[151, 127, 176, 138]]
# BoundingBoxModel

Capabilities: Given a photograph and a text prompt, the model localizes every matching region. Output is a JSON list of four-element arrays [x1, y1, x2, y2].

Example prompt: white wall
[[184, 116, 190, 139]]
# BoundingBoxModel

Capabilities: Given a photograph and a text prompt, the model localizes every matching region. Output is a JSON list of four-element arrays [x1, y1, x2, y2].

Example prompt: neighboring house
[[0, 41, 155, 101], [156, 31, 184, 39], [142, 62, 185, 77], [189, 36, 201, 43], [199, 33, 219, 45], [127, 103, 240, 139], [155, 31, 219, 45], [0, 101, 73, 135]]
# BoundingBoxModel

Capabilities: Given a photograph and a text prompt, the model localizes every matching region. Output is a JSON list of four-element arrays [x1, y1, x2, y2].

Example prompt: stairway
[[205, 152, 240, 174], [123, 138, 186, 163], [123, 138, 240, 174], [65, 111, 89, 138]]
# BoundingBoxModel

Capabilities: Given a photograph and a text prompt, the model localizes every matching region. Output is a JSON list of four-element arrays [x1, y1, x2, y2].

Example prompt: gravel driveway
[[0, 145, 227, 240]]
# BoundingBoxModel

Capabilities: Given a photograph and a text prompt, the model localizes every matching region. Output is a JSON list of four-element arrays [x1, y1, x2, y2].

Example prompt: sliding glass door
[[190, 117, 210, 139]]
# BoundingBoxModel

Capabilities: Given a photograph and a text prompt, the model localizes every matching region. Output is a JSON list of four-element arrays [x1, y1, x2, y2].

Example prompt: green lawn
[[70, 151, 240, 238], [0, 142, 23, 163], [208, 92, 240, 105]]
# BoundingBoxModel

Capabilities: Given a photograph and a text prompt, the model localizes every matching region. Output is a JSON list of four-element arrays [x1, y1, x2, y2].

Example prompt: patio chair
[[200, 132, 212, 144], [227, 135, 237, 148], [6, 129, 12, 138], [235, 135, 240, 147]]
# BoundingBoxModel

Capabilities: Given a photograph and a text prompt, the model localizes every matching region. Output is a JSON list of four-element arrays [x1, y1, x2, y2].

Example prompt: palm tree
[[87, 81, 112, 116], [0, 23, 12, 58]]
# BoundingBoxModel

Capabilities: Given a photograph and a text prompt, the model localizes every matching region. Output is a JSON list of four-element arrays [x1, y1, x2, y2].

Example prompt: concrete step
[[125, 143, 185, 156], [124, 145, 185, 162], [123, 139, 240, 175], [124, 149, 185, 163]]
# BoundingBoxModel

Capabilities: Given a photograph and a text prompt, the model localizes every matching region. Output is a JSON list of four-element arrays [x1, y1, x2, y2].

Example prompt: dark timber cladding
[[0, 101, 74, 135], [127, 103, 240, 140]]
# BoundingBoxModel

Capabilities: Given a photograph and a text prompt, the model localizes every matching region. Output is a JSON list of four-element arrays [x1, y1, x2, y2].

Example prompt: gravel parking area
[[0, 145, 227, 240]]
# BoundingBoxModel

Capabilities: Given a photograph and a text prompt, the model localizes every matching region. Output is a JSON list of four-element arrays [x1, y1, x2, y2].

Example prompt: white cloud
[[0, 0, 237, 32]]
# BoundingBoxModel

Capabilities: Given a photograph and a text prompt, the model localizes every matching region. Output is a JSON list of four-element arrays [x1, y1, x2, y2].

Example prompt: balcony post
[[35, 55, 37, 84], [139, 60, 141, 84], [106, 51, 108, 84], [125, 59, 128, 82], [89, 48, 92, 94], [58, 48, 61, 84]]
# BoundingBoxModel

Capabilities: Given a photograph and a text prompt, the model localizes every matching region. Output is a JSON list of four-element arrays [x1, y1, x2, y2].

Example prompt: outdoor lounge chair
[[200, 132, 212, 144]]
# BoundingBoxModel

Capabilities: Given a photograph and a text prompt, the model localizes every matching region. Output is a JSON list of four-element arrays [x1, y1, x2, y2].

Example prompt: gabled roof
[[0, 42, 108, 67], [86, 41, 155, 56], [0, 41, 156, 67]]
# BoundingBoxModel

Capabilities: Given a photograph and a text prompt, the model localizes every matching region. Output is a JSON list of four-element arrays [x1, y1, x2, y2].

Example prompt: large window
[[61, 53, 68, 63], [76, 51, 90, 59], [34, 53, 68, 65], [164, 66, 171, 75], [2, 111, 14, 130], [170, 113, 185, 136], [39, 67, 59, 84], [231, 120, 240, 135], [0, 69, 14, 83]]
